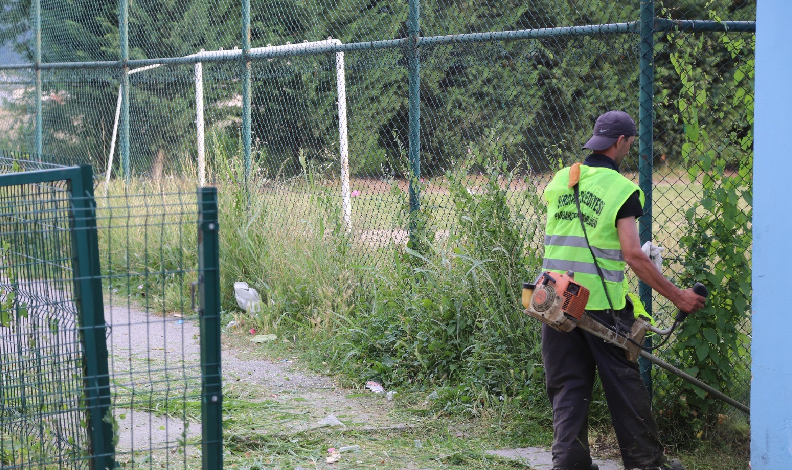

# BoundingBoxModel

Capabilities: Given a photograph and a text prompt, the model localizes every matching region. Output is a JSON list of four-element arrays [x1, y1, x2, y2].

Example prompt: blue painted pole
[[751, 1, 792, 468], [637, 0, 655, 396], [407, 0, 421, 238]]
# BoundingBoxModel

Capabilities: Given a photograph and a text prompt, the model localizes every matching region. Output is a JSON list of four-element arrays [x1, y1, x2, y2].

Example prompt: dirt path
[[106, 306, 399, 454], [106, 305, 625, 469]]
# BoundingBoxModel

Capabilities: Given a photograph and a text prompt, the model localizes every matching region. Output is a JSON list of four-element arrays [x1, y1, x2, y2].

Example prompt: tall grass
[[208, 145, 552, 414], [92, 141, 624, 427], [97, 178, 200, 315]]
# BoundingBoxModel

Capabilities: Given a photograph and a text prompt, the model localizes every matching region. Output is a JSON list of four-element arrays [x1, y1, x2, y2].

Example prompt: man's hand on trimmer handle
[[673, 283, 709, 322]]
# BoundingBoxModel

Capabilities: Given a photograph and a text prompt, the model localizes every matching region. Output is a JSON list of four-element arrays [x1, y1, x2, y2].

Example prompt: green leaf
[[684, 123, 700, 143], [732, 87, 746, 107], [696, 342, 710, 362], [686, 165, 698, 184], [734, 68, 745, 85], [696, 89, 707, 106], [250, 334, 277, 344], [702, 328, 718, 344]]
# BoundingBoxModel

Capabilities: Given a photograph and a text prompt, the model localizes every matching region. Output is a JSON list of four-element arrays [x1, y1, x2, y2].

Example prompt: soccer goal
[[105, 38, 351, 230]]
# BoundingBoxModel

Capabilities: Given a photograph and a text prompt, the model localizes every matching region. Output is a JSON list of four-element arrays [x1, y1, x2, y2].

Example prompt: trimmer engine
[[523, 270, 651, 361], [523, 271, 589, 332]]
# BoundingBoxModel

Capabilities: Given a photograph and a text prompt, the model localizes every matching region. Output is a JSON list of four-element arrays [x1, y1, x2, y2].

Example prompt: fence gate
[[0, 157, 222, 469]]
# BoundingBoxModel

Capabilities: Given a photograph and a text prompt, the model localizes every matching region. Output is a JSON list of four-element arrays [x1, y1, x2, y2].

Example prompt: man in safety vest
[[540, 110, 706, 470]]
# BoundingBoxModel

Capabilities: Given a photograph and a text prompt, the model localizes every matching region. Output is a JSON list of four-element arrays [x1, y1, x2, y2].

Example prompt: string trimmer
[[523, 271, 749, 415]]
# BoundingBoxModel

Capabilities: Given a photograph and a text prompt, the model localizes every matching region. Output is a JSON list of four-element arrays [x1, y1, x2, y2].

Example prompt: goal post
[[104, 39, 351, 232]]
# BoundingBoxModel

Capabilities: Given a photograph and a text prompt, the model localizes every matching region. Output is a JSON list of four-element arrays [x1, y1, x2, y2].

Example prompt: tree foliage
[[0, 0, 755, 178]]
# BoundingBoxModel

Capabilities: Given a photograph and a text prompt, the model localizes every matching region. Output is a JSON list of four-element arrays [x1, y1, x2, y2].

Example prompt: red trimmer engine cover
[[522, 271, 590, 332]]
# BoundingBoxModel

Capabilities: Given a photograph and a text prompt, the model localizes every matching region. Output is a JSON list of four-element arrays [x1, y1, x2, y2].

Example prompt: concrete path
[[486, 447, 624, 470]]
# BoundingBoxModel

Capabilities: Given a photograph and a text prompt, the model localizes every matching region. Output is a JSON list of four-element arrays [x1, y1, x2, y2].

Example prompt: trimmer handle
[[693, 282, 709, 298], [675, 282, 709, 322]]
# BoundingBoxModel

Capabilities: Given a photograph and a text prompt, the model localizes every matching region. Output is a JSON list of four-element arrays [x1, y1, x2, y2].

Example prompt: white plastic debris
[[641, 241, 665, 271], [386, 390, 397, 401], [225, 320, 238, 330], [234, 281, 262, 313], [317, 414, 346, 428], [427, 391, 440, 400], [365, 381, 385, 394]]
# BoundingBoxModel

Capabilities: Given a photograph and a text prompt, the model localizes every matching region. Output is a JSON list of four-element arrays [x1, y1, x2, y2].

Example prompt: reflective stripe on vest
[[544, 235, 624, 262], [541, 258, 625, 283]]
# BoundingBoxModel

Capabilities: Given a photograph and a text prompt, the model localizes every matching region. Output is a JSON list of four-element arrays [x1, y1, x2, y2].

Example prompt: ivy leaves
[[662, 21, 754, 432]]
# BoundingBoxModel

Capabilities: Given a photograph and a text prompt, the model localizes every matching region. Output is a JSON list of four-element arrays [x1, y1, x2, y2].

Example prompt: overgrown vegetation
[[209, 133, 749, 462], [217, 142, 550, 413], [654, 10, 754, 440]]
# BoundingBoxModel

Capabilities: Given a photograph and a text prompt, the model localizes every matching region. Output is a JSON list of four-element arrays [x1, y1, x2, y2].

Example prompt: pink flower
[[351, 190, 361, 197], [249, 329, 256, 335]]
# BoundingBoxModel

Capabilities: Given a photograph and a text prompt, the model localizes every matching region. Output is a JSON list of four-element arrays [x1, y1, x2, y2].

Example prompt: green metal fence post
[[119, 0, 130, 183], [34, 0, 42, 160], [242, 0, 252, 198], [407, 0, 421, 238], [70, 164, 116, 469], [198, 187, 223, 470], [638, 0, 655, 396]]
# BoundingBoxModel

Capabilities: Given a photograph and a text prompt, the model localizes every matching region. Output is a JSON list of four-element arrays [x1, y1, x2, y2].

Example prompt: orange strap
[[568, 162, 581, 188]]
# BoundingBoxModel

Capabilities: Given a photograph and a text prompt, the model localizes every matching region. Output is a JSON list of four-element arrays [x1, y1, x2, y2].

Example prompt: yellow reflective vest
[[542, 164, 645, 310]]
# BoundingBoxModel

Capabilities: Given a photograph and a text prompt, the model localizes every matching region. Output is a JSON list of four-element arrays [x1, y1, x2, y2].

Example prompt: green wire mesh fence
[[98, 190, 206, 469], [0, 152, 222, 468], [1, 0, 754, 447], [0, 158, 99, 468]]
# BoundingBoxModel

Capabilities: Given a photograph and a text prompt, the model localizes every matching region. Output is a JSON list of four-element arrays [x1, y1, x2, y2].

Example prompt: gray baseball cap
[[582, 110, 637, 151]]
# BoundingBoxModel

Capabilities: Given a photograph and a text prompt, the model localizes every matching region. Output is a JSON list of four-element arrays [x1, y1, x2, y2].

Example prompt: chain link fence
[[2, 0, 754, 441]]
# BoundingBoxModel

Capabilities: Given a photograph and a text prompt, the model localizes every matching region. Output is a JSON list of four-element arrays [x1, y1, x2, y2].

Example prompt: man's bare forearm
[[624, 251, 682, 304], [616, 217, 705, 313]]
